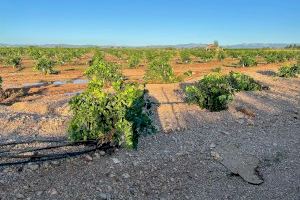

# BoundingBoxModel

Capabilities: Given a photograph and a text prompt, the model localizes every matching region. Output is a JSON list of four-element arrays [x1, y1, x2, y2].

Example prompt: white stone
[[16, 193, 25, 199], [210, 143, 216, 148], [122, 173, 130, 179], [48, 188, 58, 195], [111, 158, 120, 164], [84, 155, 93, 161]]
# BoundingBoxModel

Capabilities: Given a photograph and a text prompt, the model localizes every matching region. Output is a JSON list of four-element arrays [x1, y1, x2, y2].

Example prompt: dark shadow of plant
[[256, 70, 277, 77]]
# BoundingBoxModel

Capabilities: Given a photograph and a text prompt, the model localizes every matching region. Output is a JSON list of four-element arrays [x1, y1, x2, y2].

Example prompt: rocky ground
[[0, 66, 300, 199]]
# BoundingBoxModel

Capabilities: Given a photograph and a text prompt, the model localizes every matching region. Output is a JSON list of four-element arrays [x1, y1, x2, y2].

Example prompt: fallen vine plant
[[184, 72, 263, 111]]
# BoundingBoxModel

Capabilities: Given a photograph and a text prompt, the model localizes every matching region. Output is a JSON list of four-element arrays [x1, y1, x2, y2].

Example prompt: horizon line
[[1, 42, 299, 47]]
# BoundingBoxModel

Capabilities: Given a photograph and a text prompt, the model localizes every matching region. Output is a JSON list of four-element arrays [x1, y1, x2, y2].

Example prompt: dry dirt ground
[[0, 56, 299, 199]]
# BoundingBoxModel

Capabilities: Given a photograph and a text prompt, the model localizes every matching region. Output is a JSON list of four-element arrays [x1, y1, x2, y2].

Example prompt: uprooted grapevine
[[185, 73, 234, 111], [226, 71, 262, 91], [185, 72, 262, 111], [69, 58, 156, 149], [68, 80, 156, 149]]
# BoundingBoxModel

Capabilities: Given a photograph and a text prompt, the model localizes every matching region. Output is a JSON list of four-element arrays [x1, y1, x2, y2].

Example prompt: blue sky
[[0, 0, 299, 45]]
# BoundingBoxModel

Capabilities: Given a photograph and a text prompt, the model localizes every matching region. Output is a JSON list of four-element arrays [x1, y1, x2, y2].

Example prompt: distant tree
[[214, 40, 219, 47], [285, 44, 300, 49]]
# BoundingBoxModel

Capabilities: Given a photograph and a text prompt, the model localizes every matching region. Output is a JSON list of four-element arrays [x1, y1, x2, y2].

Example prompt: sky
[[0, 0, 299, 46]]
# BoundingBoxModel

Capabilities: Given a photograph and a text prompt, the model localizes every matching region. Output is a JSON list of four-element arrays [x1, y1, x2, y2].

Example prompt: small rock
[[237, 119, 244, 124], [122, 173, 130, 179], [3, 168, 11, 173], [107, 185, 112, 192], [48, 188, 58, 196], [98, 193, 107, 200], [94, 153, 100, 158], [23, 152, 35, 156], [210, 143, 216, 148], [236, 106, 255, 117], [176, 151, 187, 156], [84, 155, 93, 162], [247, 121, 255, 126], [23, 185, 29, 190], [132, 161, 139, 167], [99, 151, 106, 156], [51, 160, 60, 165], [112, 158, 120, 164], [36, 191, 43, 196], [16, 193, 25, 199], [211, 151, 221, 160], [28, 163, 39, 171], [220, 130, 230, 135], [43, 162, 50, 168]]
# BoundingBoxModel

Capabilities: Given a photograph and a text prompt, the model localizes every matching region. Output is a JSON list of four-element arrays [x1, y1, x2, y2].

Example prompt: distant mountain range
[[0, 43, 298, 49]]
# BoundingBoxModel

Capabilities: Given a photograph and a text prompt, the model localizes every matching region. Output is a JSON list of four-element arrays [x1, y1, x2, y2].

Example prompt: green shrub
[[35, 57, 56, 74], [185, 72, 262, 111], [85, 60, 122, 84], [144, 59, 179, 83], [89, 51, 104, 66], [217, 50, 226, 61], [226, 72, 262, 91], [128, 55, 141, 68], [183, 70, 193, 77], [145, 50, 158, 63], [196, 50, 215, 62], [5, 55, 22, 69], [265, 55, 277, 63], [180, 50, 191, 63], [159, 52, 172, 63], [277, 65, 300, 78], [239, 56, 257, 67], [211, 67, 222, 73], [185, 73, 234, 111], [276, 54, 286, 62], [68, 80, 155, 149]]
